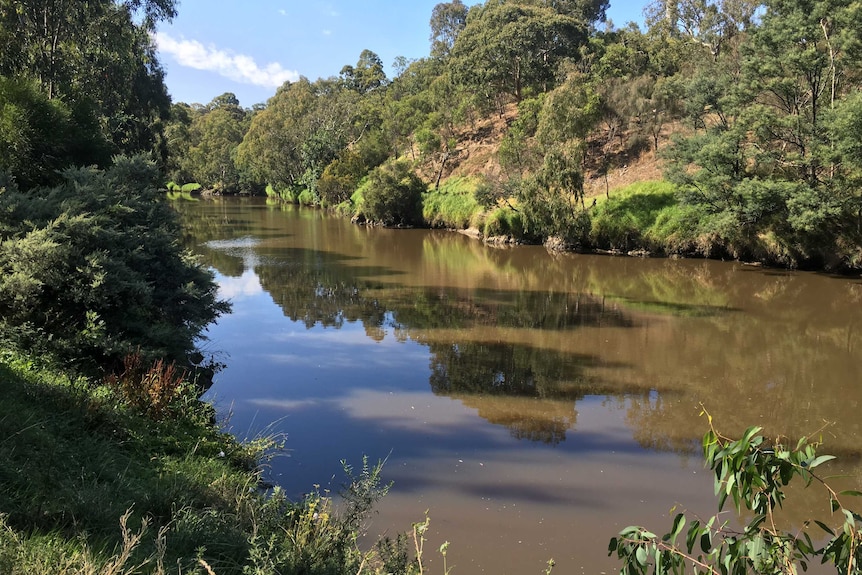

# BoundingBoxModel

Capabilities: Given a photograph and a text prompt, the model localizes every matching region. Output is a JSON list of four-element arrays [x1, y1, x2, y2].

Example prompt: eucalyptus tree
[[429, 0, 469, 59], [381, 57, 440, 160], [340, 49, 387, 94], [0, 0, 175, 161], [645, 0, 760, 59], [237, 77, 363, 196], [181, 94, 248, 192], [449, 0, 587, 106]]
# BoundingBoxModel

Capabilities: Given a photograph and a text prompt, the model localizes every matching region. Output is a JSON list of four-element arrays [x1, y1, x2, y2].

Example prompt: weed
[[104, 350, 189, 421]]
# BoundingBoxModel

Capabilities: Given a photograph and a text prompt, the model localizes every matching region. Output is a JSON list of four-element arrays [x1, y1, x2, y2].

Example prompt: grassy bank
[[0, 350, 398, 575]]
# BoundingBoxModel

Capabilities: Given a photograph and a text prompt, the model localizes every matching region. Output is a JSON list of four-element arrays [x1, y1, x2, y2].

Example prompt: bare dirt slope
[[426, 103, 669, 196]]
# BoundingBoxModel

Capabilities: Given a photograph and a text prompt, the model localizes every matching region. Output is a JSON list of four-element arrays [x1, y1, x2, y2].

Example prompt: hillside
[[429, 102, 666, 200]]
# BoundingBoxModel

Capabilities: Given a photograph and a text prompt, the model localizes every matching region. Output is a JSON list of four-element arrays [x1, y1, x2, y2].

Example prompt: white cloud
[[322, 29, 332, 36], [155, 32, 299, 88]]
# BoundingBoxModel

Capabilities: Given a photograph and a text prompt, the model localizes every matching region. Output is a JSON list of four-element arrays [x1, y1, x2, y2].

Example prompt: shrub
[[104, 350, 191, 421], [0, 77, 109, 189], [0, 155, 229, 373], [362, 160, 426, 226]]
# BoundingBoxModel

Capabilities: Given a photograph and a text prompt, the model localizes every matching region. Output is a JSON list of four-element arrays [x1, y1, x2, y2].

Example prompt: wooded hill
[[3, 0, 862, 269]]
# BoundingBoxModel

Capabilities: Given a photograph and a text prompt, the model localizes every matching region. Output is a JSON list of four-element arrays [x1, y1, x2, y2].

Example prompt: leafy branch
[[609, 410, 862, 574]]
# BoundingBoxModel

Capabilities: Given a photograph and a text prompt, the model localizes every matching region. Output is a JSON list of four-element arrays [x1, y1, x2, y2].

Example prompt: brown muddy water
[[175, 197, 862, 575]]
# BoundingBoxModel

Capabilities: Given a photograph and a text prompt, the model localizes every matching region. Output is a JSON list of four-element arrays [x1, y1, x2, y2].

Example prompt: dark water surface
[[176, 197, 862, 574]]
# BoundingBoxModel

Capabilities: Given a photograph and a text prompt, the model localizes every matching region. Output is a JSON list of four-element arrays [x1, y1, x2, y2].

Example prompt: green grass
[[0, 351, 397, 575], [589, 181, 696, 253], [421, 176, 482, 229], [481, 207, 525, 239]]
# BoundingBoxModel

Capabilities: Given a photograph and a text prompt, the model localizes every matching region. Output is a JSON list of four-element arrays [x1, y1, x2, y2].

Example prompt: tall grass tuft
[[422, 177, 482, 229]]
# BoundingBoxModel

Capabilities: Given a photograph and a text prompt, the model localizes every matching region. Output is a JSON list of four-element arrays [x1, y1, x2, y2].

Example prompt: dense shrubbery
[[0, 77, 110, 189], [361, 160, 426, 226], [0, 156, 229, 374]]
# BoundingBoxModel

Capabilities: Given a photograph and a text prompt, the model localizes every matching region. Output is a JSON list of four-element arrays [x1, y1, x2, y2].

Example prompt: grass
[[589, 181, 679, 252], [421, 177, 482, 229], [0, 350, 400, 575]]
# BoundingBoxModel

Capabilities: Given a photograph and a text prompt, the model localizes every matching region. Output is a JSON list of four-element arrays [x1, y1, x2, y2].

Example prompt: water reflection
[[174, 197, 862, 453], [174, 197, 862, 574]]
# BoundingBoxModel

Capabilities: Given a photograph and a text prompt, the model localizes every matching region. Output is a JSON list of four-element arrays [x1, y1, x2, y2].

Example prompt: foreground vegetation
[[0, 348, 419, 575], [611, 417, 862, 575], [1, 0, 861, 572]]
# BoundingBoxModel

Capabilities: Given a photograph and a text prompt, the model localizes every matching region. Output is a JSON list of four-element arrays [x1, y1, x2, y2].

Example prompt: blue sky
[[155, 1, 645, 108]]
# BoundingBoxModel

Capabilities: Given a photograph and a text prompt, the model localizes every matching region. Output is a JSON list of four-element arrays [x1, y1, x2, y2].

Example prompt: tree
[[237, 77, 365, 197], [0, 0, 174, 159], [361, 160, 426, 226], [429, 0, 468, 59], [450, 0, 586, 104], [659, 0, 862, 266], [340, 49, 387, 94], [0, 77, 108, 188], [525, 0, 609, 25], [645, 0, 759, 59], [184, 106, 246, 192]]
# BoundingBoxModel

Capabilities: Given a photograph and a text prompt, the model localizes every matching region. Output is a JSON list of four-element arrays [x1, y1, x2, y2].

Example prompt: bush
[[0, 155, 229, 373], [483, 207, 525, 239], [361, 160, 426, 226]]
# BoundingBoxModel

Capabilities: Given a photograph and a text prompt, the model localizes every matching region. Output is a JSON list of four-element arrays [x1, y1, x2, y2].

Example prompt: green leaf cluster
[[610, 420, 862, 574]]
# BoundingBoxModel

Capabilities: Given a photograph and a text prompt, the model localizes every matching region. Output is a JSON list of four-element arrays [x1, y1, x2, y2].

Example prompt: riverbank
[[265, 177, 861, 272], [0, 349, 397, 575]]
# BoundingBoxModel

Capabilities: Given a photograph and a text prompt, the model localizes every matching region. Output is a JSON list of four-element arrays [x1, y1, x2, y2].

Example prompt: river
[[175, 196, 862, 574]]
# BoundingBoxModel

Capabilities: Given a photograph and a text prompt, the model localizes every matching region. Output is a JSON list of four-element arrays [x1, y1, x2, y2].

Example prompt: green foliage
[[610, 418, 862, 575], [0, 77, 108, 188], [429, 0, 469, 59], [0, 0, 174, 159], [658, 0, 862, 268], [589, 182, 679, 251], [499, 96, 544, 176], [482, 207, 525, 239], [517, 143, 591, 245], [298, 188, 317, 206], [422, 176, 482, 228], [450, 0, 587, 104], [340, 49, 388, 94], [0, 155, 228, 373], [180, 95, 248, 192], [361, 160, 427, 226]]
